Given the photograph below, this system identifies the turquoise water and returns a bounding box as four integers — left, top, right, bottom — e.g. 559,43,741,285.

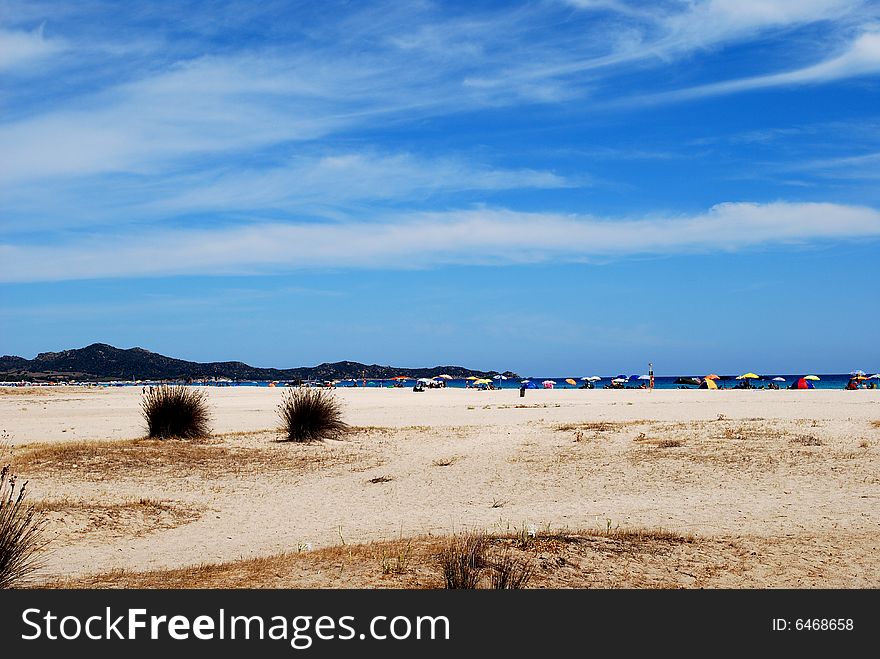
341,373,873,390
178,373,874,390
14,372,869,390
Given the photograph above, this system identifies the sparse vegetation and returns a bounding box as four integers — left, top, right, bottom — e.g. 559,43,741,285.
380,541,412,575
368,475,393,484
141,385,211,439
432,457,456,467
0,464,47,588
438,531,487,589
7,437,354,481
277,387,348,442
791,435,822,447
489,549,533,589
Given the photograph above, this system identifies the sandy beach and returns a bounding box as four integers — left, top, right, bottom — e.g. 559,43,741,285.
2,385,878,588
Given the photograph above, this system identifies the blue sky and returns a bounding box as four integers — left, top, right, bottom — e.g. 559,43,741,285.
1,0,879,375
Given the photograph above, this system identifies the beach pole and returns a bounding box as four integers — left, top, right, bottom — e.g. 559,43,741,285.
649,362,654,392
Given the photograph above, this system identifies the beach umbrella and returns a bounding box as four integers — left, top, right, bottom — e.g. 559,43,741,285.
436,374,453,379
772,377,786,382
869,374,880,379
698,378,718,389
391,375,410,381
466,376,479,380
737,373,761,380
615,374,627,380
587,376,602,381
791,378,814,390
612,378,626,384
704,374,720,380
523,380,538,389
850,370,866,376
474,378,492,384
637,375,650,380
493,374,508,380
542,380,555,388
674,377,701,386
803,375,820,381
580,377,590,381
565,378,577,386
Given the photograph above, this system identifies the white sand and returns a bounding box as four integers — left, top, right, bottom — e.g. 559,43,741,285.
2,386,879,581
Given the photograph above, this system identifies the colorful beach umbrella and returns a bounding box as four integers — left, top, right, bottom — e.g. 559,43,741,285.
803,375,820,381
791,378,814,389
704,374,720,380
699,378,718,389
737,373,761,380
392,375,410,380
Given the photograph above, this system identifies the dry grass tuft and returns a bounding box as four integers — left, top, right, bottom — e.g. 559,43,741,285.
277,388,348,442
142,385,211,439
438,531,487,589
488,548,533,589
432,457,457,467
1,464,47,588
368,475,393,484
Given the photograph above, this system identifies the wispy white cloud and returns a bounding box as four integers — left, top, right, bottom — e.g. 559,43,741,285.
3,201,877,282
0,25,64,71
0,152,577,233
633,29,880,104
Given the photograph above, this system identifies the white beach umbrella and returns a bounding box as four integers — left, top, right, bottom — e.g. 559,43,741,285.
587,376,602,381
772,377,786,381
637,375,650,380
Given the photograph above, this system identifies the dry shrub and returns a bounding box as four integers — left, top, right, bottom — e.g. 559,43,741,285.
0,464,47,588
489,549,533,589
791,435,822,447
278,388,348,442
438,532,487,589
141,385,210,439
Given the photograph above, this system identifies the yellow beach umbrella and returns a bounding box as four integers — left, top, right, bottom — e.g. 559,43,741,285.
699,378,718,389
466,376,479,380
803,375,820,381
565,378,577,385
737,372,760,380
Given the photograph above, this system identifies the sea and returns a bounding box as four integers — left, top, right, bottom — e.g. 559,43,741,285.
50,372,873,390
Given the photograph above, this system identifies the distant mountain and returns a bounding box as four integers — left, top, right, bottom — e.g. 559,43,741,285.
0,343,518,382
